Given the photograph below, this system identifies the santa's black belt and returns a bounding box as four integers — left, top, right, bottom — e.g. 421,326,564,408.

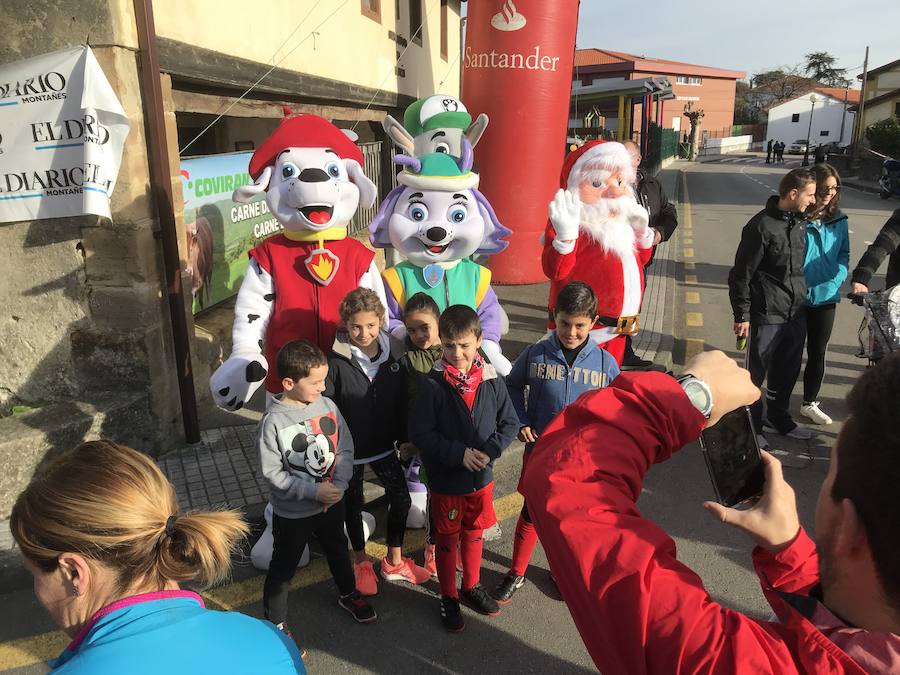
597,314,640,336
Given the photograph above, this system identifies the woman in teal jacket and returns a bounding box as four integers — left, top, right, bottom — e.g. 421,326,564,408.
10,440,305,674
800,163,849,425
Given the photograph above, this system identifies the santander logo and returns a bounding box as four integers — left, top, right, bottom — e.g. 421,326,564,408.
491,0,526,31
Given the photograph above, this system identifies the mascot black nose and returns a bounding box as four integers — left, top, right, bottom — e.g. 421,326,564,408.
299,168,330,182
426,226,447,242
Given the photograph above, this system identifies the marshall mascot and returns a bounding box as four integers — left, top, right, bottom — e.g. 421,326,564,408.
542,140,654,364
210,114,387,411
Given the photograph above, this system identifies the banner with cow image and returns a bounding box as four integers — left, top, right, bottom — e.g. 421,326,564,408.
179,151,284,314
0,46,129,223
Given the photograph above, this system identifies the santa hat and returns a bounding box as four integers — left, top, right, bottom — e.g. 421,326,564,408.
248,114,364,181
559,140,633,191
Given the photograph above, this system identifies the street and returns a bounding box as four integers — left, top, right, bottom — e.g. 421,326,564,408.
0,160,896,674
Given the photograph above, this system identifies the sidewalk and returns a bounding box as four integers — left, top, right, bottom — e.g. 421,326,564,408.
0,165,681,569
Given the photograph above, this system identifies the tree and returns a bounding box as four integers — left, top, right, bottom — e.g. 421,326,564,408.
804,51,851,88
733,81,759,125
751,70,787,88
865,118,900,160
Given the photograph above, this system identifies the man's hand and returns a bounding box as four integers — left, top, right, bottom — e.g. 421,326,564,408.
462,447,489,472
852,282,869,295
398,442,419,462
316,482,343,510
703,452,801,554
518,426,538,443
682,350,759,428
653,228,663,246
548,189,581,242
733,321,750,338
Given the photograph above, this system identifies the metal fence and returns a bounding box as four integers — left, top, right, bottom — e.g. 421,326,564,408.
349,141,397,236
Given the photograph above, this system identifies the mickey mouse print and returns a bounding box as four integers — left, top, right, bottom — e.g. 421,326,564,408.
276,412,339,482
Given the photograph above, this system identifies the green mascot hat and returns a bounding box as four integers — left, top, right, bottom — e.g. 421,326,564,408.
403,95,472,138
395,151,480,191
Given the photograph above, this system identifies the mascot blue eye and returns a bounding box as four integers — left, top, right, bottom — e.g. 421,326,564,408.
448,206,467,223
282,162,299,179
326,162,341,178
409,204,428,222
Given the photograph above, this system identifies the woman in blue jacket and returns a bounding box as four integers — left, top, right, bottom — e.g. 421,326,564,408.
10,440,305,674
800,163,850,425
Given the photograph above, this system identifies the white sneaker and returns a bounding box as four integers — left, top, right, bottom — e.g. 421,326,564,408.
800,401,832,425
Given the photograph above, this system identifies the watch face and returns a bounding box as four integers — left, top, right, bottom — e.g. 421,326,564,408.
683,380,712,415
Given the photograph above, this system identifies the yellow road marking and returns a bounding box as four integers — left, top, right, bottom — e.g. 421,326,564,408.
685,292,700,304
686,312,704,327
683,247,694,258
682,237,693,245
685,338,705,361
685,275,698,284
0,492,526,669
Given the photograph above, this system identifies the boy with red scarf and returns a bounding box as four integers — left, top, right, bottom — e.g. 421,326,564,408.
409,305,519,632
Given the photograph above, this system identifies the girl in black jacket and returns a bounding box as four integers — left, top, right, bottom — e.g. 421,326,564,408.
326,289,430,596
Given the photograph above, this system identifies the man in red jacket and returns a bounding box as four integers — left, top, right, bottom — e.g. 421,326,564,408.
522,350,900,674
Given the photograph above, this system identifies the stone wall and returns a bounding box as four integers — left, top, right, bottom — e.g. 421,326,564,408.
0,0,186,517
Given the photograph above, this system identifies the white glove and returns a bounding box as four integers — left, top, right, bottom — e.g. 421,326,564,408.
548,189,581,243
481,339,511,376
210,350,269,411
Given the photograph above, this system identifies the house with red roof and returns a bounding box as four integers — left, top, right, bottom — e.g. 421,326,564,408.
572,48,745,141
764,87,860,149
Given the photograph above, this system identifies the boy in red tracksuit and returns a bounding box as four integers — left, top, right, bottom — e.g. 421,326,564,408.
409,305,519,632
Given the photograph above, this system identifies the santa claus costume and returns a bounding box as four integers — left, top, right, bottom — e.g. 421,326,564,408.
542,141,654,365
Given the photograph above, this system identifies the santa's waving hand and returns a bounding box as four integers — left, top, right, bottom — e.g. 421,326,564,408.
542,141,654,365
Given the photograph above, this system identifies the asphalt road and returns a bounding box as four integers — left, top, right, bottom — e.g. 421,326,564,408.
1,161,896,674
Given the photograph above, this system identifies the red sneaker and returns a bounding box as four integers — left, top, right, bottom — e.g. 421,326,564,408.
381,556,431,584
354,560,378,596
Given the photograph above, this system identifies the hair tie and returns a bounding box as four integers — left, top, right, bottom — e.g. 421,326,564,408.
165,515,177,537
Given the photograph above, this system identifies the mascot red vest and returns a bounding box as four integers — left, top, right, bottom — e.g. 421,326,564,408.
542,141,654,364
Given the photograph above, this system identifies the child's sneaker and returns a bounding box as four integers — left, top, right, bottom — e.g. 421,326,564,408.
491,572,526,604
354,560,378,596
423,544,438,579
460,583,501,616
800,401,833,425
381,556,431,584
274,622,306,660
440,596,465,632
338,591,377,623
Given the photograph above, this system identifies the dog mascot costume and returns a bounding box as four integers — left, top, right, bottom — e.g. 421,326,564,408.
368,144,512,374
542,140,654,364
210,114,386,411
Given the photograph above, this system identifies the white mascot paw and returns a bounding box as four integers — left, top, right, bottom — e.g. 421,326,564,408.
481,339,511,376
210,351,269,411
548,188,581,242
251,503,310,571
407,491,428,529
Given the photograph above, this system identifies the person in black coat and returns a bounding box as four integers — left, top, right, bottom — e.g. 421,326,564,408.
766,139,773,164
621,141,679,369
728,169,818,445
851,207,900,293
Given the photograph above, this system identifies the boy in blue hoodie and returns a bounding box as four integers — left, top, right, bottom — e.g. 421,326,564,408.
492,281,620,604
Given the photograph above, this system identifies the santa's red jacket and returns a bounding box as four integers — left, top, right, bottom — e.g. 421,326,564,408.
521,372,900,674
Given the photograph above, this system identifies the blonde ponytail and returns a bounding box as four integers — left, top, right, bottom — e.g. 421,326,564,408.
10,440,250,594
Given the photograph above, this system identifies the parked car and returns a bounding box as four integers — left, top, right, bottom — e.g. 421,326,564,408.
788,139,811,154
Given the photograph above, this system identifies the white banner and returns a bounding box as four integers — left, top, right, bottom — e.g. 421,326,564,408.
0,46,130,223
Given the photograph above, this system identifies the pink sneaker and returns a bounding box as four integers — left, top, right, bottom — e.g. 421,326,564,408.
354,560,378,596
423,544,437,579
381,556,431,584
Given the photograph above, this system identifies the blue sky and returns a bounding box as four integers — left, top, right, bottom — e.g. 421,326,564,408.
576,0,899,83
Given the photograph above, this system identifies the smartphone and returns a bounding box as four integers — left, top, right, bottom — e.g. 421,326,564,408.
699,406,764,507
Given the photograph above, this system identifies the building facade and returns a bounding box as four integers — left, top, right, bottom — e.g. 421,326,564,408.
850,58,900,134
765,88,859,148
0,0,461,518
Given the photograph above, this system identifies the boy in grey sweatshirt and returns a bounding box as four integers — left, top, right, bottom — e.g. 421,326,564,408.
259,339,377,645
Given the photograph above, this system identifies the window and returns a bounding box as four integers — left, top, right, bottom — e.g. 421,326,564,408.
676,76,688,85
820,130,830,136
361,0,380,23
677,76,702,85
440,0,448,60
791,113,800,123
409,0,423,45
689,76,703,85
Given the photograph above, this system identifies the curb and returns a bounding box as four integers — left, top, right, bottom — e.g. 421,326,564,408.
842,178,882,196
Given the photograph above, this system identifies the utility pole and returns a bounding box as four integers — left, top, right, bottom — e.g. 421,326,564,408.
838,87,848,145
851,46,869,171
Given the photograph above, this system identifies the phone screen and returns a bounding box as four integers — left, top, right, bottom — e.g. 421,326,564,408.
700,407,764,507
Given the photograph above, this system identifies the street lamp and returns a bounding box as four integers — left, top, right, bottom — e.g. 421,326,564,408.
802,94,818,166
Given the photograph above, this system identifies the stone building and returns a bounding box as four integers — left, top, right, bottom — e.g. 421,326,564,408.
0,0,462,517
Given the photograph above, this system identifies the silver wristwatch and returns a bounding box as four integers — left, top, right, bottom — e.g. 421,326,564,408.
676,375,713,418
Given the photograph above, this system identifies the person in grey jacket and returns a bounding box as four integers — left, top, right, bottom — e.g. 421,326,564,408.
728,169,818,446
258,339,376,647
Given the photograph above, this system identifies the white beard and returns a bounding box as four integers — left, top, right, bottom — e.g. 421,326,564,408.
579,196,644,258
